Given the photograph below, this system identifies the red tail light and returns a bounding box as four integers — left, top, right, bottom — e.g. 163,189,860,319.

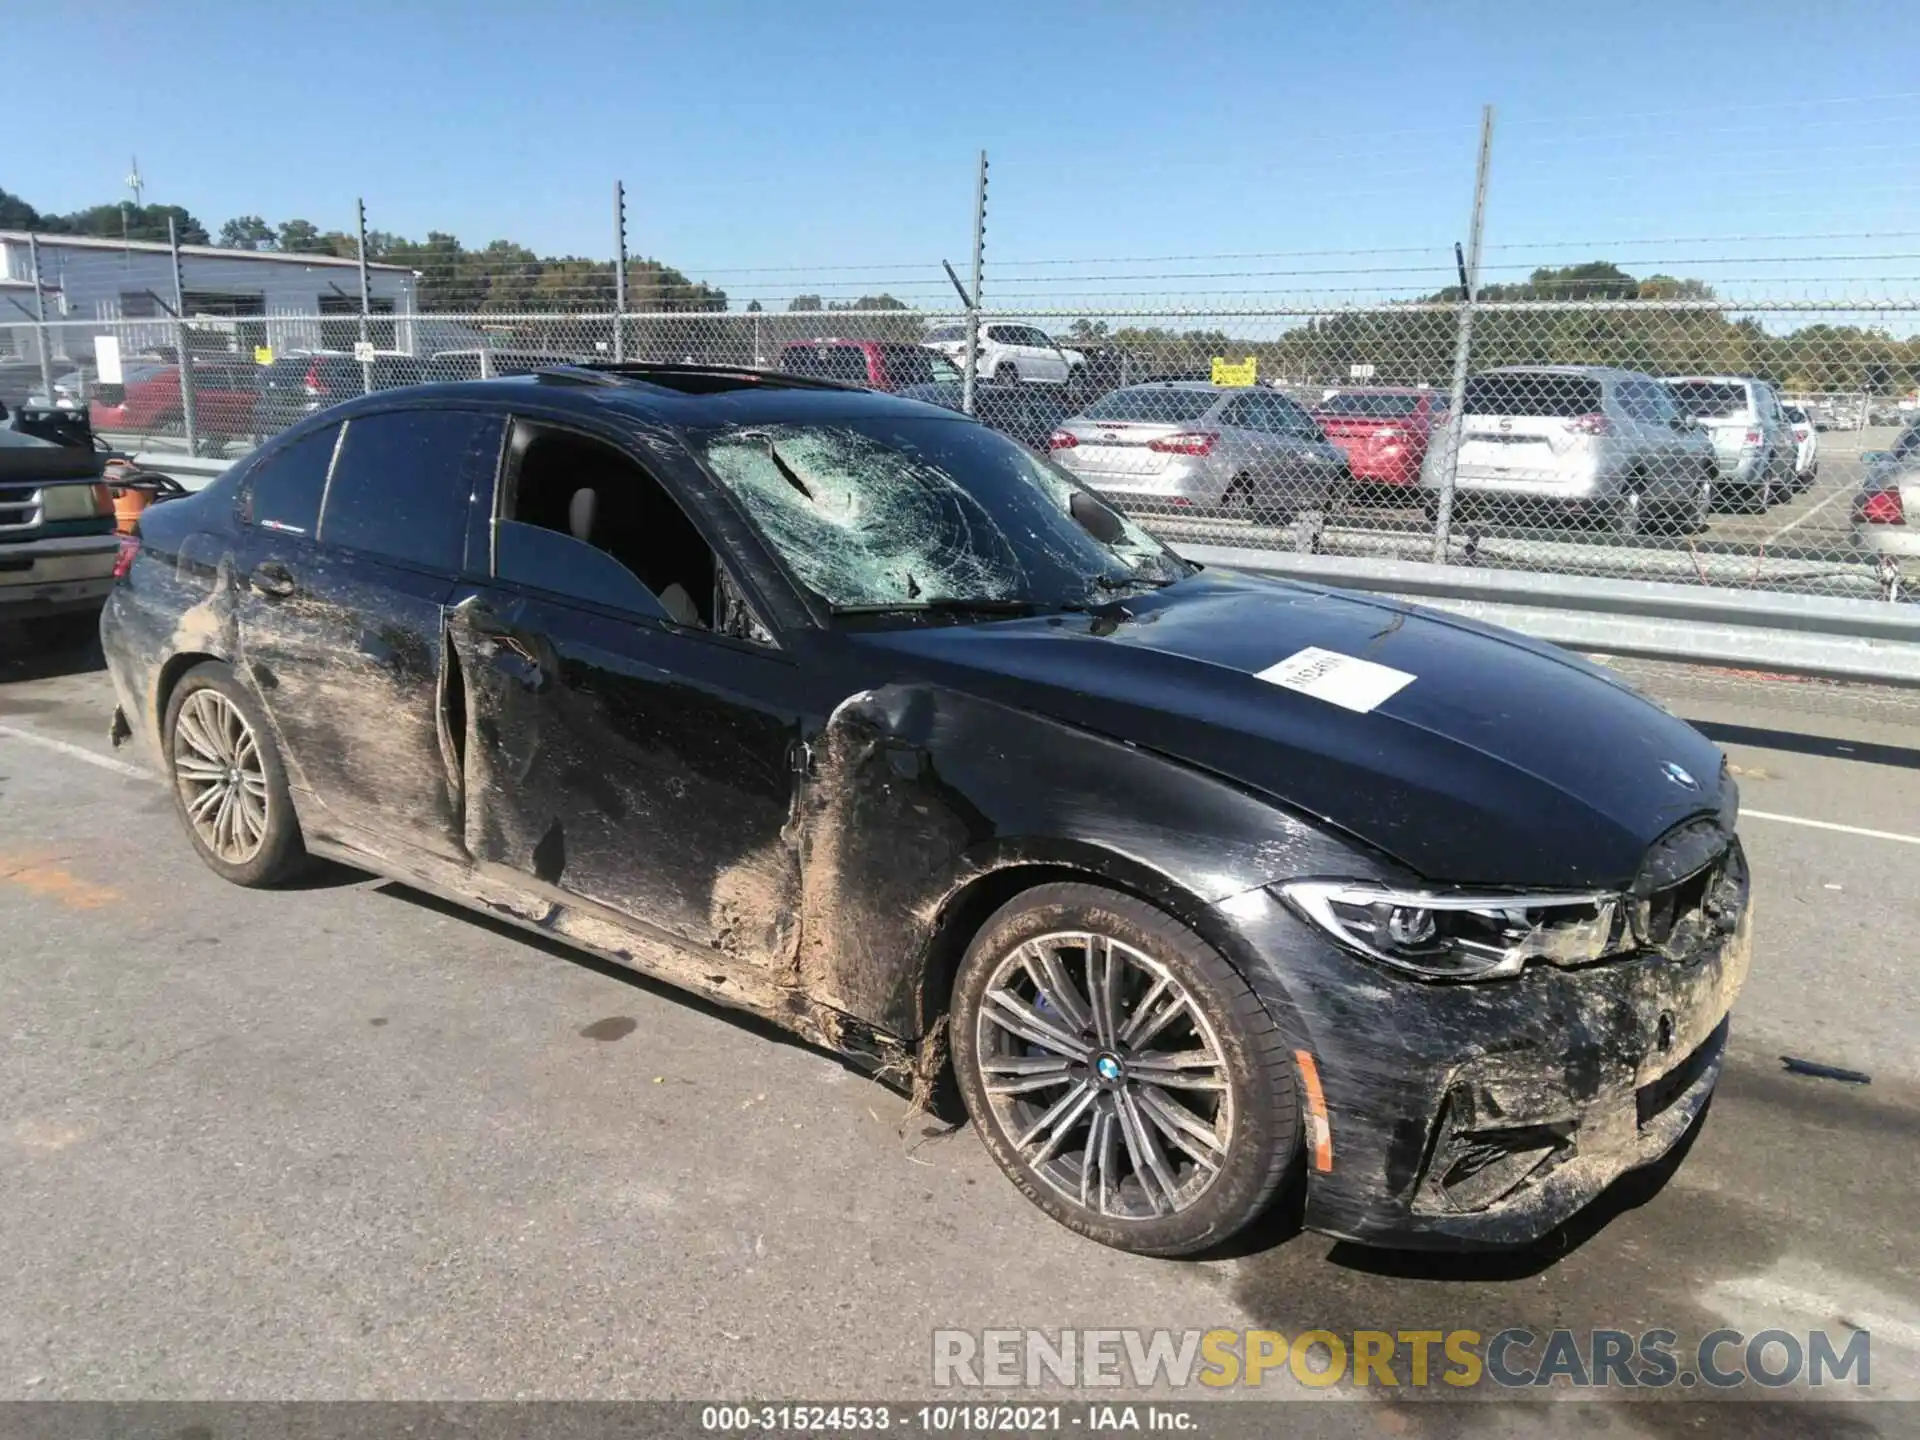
304,362,325,396
112,534,140,578
1047,430,1078,450
1564,414,1611,436
1743,430,1763,447
1861,489,1906,525
1148,431,1219,456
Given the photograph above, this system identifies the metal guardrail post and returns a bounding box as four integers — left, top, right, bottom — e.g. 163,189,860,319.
961,149,987,417
1432,105,1495,565
613,180,628,364
167,219,200,457
26,233,55,407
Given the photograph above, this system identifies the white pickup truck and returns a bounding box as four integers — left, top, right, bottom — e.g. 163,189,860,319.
0,409,120,645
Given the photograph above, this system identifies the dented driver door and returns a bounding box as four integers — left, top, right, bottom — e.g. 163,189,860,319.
448,573,814,966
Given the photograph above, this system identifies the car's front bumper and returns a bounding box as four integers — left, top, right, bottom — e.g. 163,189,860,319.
0,533,119,619
1213,851,1752,1249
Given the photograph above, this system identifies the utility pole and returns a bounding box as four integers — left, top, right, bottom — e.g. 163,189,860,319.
356,198,374,393
167,218,199,457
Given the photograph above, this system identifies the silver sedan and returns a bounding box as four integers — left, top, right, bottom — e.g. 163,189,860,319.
1046,382,1350,521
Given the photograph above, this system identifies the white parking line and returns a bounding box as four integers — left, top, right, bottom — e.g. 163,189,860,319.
0,723,156,783
1743,809,1920,846
1763,475,1856,545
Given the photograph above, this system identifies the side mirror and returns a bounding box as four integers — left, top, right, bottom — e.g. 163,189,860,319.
1069,489,1127,544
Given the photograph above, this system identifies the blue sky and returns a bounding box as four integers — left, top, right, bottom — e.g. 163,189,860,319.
9,0,1919,309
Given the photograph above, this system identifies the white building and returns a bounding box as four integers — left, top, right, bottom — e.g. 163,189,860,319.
0,231,418,366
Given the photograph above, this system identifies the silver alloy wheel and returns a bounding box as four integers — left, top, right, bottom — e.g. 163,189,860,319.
975,930,1235,1220
172,689,270,865
1612,488,1642,537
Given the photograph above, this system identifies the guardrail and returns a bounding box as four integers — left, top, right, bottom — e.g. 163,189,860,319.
1178,545,1920,688
132,452,1920,688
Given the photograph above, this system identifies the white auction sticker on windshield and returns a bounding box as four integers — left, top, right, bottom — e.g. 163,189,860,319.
1255,646,1414,713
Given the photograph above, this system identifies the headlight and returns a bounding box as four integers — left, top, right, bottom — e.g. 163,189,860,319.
1277,880,1633,981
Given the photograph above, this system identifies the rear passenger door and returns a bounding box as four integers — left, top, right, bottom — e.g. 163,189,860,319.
234,406,504,860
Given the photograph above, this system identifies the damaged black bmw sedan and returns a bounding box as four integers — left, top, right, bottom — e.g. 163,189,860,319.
100,364,1751,1257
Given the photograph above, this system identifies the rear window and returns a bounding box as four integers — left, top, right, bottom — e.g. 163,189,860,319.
780,345,872,384
1318,392,1423,418
1081,387,1218,424
1666,381,1751,420
877,346,938,386
1464,373,1604,418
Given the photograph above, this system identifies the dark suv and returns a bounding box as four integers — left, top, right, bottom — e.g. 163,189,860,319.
777,339,956,391
100,363,1750,1258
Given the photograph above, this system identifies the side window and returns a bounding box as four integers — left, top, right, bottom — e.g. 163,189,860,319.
242,424,340,537
1263,393,1319,435
986,325,1016,345
494,423,761,639
319,409,502,572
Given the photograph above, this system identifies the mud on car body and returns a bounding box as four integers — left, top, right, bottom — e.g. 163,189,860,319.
100,363,1751,1257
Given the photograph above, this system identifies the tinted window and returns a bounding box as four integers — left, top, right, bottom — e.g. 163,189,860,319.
244,424,339,537
781,346,871,383
1666,381,1751,420
1465,373,1604,418
1895,422,1920,460
877,346,938,386
1081,387,1219,424
319,409,502,571
1318,392,1423,418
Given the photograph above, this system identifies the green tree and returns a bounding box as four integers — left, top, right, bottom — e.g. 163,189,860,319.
218,215,275,250
276,218,327,253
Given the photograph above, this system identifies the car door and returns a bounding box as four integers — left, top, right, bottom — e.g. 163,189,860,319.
445,416,813,964
1019,326,1068,383
233,407,502,861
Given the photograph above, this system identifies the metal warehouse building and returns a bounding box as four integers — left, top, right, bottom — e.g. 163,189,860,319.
0,232,418,365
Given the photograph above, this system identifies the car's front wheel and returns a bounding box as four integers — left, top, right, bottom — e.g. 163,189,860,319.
951,882,1299,1257
163,661,308,887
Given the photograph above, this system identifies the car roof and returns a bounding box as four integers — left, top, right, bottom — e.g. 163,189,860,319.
1481,365,1645,379
1664,374,1763,385
316,364,964,430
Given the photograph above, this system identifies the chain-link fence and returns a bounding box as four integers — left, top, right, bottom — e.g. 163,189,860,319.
7,105,1918,607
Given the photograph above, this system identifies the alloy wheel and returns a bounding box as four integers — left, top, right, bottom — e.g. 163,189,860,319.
974,930,1235,1220
172,689,270,865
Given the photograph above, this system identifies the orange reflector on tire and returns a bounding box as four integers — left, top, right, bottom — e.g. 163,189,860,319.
1294,1049,1333,1173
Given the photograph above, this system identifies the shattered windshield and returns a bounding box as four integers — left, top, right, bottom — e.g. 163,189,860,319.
694,415,1191,613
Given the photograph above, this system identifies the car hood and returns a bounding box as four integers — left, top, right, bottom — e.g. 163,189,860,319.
852,572,1729,889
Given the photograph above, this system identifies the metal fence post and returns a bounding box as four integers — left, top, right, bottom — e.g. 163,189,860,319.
167,219,199,457
1431,105,1495,565
962,149,988,416
356,198,374,394
26,233,55,408
614,180,628,364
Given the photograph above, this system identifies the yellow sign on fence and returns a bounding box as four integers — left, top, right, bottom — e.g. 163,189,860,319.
253,346,274,366
1211,356,1258,387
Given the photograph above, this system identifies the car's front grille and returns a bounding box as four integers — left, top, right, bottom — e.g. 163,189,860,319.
0,482,45,535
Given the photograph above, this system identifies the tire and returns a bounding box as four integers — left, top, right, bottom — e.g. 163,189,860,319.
950,882,1300,1257
1217,475,1259,522
1607,482,1644,538
162,660,309,887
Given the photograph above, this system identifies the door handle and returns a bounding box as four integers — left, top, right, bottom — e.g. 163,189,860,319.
249,563,295,599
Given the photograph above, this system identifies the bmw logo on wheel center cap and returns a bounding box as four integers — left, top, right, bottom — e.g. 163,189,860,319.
1095,1054,1123,1082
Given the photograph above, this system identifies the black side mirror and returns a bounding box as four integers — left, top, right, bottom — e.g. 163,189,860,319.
1069,489,1126,544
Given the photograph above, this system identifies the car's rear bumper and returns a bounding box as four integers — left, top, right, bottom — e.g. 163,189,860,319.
1215,850,1751,1250
0,533,119,618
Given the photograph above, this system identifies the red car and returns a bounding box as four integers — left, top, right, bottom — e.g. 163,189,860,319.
1313,387,1441,490
90,361,261,440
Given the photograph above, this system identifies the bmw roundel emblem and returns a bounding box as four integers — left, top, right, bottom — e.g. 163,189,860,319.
1662,761,1699,791
1095,1055,1123,1081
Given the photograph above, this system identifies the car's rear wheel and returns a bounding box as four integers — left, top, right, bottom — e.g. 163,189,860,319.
163,661,308,887
1607,481,1644,538
950,882,1299,1257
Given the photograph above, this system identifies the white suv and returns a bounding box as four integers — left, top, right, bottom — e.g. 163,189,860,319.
1662,375,1796,511
923,323,1084,385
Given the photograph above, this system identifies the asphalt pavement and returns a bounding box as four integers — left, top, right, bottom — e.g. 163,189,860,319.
1,632,1917,1436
